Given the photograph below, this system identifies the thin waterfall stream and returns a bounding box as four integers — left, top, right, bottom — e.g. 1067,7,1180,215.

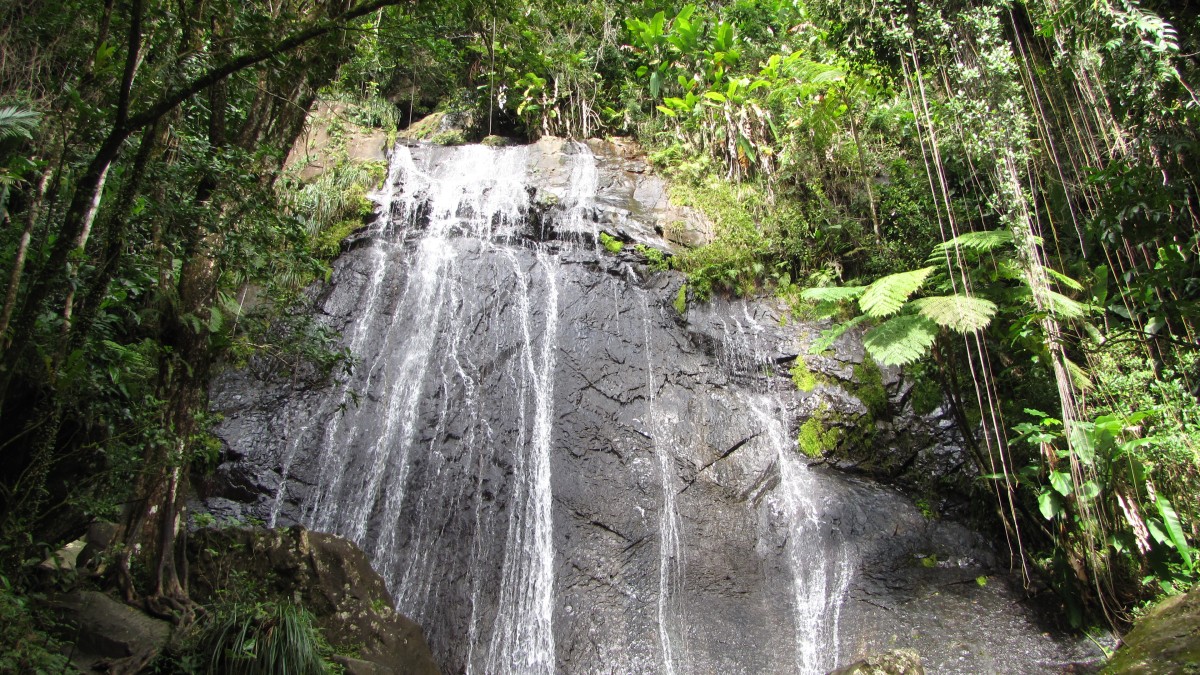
208,138,1103,674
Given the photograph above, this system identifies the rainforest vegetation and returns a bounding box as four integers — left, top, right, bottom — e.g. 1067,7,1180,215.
0,0,1198,668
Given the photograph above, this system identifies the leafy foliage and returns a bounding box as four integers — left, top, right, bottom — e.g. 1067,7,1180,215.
199,603,330,675
859,267,935,318
909,295,998,333
862,314,940,366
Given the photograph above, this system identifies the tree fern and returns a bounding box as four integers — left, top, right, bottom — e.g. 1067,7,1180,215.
863,314,939,366
800,285,866,303
858,266,934,317
909,294,997,333
1045,289,1087,319
1045,267,1083,291
926,229,1012,264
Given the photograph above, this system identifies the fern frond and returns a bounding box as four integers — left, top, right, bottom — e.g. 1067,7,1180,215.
909,294,998,333
0,106,40,141
1046,290,1086,319
1046,267,1084,291
1065,357,1094,392
863,314,939,366
933,229,1014,255
808,314,869,354
859,266,934,317
800,285,866,303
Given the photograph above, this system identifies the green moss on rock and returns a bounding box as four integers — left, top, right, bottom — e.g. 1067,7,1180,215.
791,358,819,392
674,284,688,315
852,358,888,418
431,129,467,146
599,232,624,253
798,410,842,458
1104,588,1200,674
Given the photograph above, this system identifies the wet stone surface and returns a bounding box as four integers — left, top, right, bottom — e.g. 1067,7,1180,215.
202,140,1101,674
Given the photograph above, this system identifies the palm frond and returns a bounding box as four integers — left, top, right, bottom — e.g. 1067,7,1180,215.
0,106,40,141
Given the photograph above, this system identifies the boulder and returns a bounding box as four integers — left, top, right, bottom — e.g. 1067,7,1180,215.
1104,588,1200,673
45,590,171,674
287,101,390,181
188,526,440,675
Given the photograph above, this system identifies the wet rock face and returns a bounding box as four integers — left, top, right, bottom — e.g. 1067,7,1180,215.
203,140,1099,674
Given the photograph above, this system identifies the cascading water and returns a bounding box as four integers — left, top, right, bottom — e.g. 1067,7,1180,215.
750,397,852,674
641,294,686,675
210,137,1096,675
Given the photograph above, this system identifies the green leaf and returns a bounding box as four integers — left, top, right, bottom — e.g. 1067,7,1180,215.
1156,496,1194,571
656,105,677,117
0,106,40,141
1038,490,1064,520
808,314,869,354
208,306,224,333
909,294,998,333
1065,357,1094,392
1046,290,1086,319
1078,480,1101,501
1049,470,1072,496
1145,315,1167,335
1046,267,1084,291
1069,423,1096,466
859,267,935,317
800,285,866,303
933,229,1014,255
863,314,939,366
703,91,727,102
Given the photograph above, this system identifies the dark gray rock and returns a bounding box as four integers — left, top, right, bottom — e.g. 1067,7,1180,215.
829,649,924,675
46,590,171,674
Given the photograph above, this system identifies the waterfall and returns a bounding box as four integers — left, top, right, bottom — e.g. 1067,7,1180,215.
751,397,853,675
641,294,686,675
234,140,861,674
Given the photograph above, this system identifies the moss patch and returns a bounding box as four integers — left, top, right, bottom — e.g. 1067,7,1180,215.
399,111,446,140
674,283,688,315
790,358,819,392
599,231,624,253
798,407,843,458
852,358,888,418
431,129,467,146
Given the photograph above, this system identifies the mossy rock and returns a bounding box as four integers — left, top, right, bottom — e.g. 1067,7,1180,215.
482,135,515,147
431,129,467,146
398,111,446,140
798,407,843,458
1104,588,1200,674
790,358,820,392
852,358,888,418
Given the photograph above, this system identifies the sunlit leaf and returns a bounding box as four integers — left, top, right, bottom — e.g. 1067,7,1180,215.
863,314,939,366
859,267,935,317
909,294,997,333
